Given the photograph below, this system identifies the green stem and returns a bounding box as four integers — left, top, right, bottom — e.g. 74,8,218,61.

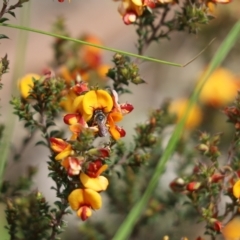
0,3,31,188
0,23,183,66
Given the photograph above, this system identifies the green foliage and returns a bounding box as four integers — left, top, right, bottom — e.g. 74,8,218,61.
107,54,145,95
5,191,52,240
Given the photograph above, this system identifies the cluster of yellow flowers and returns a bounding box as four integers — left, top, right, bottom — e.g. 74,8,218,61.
50,137,110,220
49,84,133,220
18,71,134,220
57,87,132,221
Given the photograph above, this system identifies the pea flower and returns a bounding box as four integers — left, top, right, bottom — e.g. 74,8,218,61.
73,89,113,121
118,0,145,22
68,188,102,221
85,159,109,178
61,156,84,176
49,138,73,160
80,172,109,192
70,88,133,139
107,90,133,139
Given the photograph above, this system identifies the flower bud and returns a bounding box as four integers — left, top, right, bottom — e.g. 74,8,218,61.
186,182,201,191
170,177,185,192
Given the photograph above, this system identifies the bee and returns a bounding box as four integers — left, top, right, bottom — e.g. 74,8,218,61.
93,109,108,137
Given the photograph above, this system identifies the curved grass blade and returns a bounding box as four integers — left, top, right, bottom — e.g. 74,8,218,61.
112,19,240,240
0,23,207,67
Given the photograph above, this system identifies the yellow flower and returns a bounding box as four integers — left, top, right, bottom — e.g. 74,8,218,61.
73,90,113,121
18,73,40,99
80,172,109,192
107,111,124,140
60,89,77,113
222,215,240,240
233,179,240,199
169,98,203,129
68,188,102,221
199,68,238,107
80,35,102,69
118,0,144,17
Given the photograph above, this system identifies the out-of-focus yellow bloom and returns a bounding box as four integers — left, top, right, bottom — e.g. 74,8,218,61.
80,172,109,192
207,2,215,13
222,215,240,240
60,90,77,113
169,98,203,129
18,73,40,99
199,68,239,107
97,64,111,79
73,90,113,121
233,179,240,199
68,188,102,221
210,0,232,3
79,35,102,69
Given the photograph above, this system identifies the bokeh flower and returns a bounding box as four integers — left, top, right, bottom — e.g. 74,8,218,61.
18,73,40,99
233,179,240,199
169,98,203,129
222,215,240,240
79,35,103,69
199,68,239,107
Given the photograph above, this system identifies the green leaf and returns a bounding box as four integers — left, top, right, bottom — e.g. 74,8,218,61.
112,19,240,240
35,140,48,147
7,11,16,18
0,34,9,39
0,18,9,23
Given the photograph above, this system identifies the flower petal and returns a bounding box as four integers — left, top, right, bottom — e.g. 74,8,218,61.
82,90,113,116
83,189,102,209
55,145,72,160
233,179,240,198
77,206,92,221
50,138,69,153
68,189,84,211
80,172,109,192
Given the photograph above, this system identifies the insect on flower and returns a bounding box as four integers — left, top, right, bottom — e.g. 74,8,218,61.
93,109,108,137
